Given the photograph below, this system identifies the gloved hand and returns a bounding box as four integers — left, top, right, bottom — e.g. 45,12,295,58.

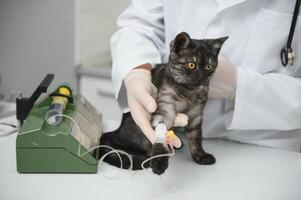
124,65,188,148
208,54,237,100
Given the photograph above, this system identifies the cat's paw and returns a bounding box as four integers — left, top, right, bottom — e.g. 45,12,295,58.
150,143,170,175
192,152,216,165
151,157,168,175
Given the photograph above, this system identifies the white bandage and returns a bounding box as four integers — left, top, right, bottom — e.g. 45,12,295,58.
154,123,167,143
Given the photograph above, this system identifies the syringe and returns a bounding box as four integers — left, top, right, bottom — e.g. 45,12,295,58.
45,85,72,125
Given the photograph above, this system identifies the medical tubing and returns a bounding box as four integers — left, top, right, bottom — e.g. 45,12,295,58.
19,113,185,200
141,145,175,170
46,114,134,170
20,112,177,172
287,0,301,48
47,114,177,171
21,112,177,173
98,147,132,170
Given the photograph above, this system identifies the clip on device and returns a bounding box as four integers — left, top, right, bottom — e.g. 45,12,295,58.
16,74,102,173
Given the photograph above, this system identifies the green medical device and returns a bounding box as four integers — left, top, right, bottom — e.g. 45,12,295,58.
16,74,102,173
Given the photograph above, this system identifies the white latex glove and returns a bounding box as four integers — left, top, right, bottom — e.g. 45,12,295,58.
209,54,237,100
124,68,188,148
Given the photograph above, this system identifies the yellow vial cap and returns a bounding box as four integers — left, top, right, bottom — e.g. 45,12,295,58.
58,87,71,96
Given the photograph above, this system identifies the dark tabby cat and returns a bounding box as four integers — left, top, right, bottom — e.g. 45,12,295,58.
99,32,228,175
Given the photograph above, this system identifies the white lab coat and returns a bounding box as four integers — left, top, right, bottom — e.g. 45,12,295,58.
111,0,301,151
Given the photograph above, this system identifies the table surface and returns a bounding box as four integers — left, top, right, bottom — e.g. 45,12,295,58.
1,130,301,200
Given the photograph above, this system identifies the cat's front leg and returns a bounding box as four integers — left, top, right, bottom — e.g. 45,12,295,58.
186,117,215,165
151,85,179,129
151,102,176,130
150,90,177,175
150,103,175,175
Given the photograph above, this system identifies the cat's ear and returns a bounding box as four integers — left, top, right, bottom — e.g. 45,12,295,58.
206,36,228,56
170,32,192,53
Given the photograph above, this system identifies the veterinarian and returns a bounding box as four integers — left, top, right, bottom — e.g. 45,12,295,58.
110,0,301,152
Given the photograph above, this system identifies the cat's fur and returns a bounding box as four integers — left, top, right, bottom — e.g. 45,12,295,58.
99,32,228,175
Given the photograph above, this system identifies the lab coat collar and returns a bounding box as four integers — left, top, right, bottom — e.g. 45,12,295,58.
216,0,249,11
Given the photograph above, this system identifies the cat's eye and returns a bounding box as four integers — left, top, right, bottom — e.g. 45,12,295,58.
187,62,196,69
205,64,213,72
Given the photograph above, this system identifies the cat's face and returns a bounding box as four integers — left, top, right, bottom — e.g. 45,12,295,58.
167,32,228,86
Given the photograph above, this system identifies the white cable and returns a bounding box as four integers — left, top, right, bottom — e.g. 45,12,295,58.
18,128,41,136
62,112,176,172
46,114,133,171
23,112,185,199
22,113,177,174
141,145,175,170
139,145,188,200
97,145,134,170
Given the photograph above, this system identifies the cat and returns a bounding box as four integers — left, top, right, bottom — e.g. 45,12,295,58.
99,32,228,175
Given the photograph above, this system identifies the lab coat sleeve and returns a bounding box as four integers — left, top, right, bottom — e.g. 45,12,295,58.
110,0,165,111
225,66,301,130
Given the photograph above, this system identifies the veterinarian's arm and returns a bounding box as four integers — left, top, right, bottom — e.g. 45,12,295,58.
110,0,186,147
212,55,301,130
110,0,163,142
226,67,301,130
110,0,165,110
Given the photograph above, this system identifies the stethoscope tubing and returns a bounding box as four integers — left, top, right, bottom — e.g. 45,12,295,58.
287,0,301,49
281,0,301,66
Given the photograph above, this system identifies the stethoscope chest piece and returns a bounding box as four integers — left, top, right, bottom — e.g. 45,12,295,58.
281,47,296,67
280,0,300,67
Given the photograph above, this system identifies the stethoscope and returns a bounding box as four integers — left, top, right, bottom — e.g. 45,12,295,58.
281,0,301,66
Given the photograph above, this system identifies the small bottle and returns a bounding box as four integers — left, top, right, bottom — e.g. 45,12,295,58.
45,85,72,125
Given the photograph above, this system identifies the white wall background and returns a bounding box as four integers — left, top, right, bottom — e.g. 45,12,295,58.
79,0,130,67
0,0,77,100
0,0,129,101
